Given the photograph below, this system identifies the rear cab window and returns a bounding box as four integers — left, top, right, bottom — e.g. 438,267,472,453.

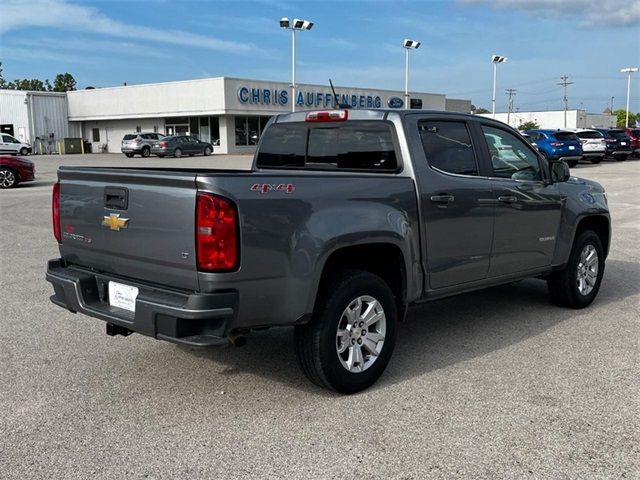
418,120,478,176
256,121,399,172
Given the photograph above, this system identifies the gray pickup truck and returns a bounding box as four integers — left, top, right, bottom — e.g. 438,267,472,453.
46,109,610,393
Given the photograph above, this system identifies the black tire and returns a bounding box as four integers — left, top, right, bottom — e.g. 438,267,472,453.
567,159,579,168
547,230,605,309
141,147,151,158
19,147,28,156
124,153,134,158
174,148,182,158
204,146,212,156
615,154,628,161
157,155,165,158
591,156,603,164
0,167,18,188
295,270,397,394
189,154,194,157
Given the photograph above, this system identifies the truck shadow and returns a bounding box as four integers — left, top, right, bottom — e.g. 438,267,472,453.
184,258,639,395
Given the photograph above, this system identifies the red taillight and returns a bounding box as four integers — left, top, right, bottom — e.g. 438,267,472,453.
605,138,615,143
196,193,238,271
549,142,563,147
160,141,168,148
305,110,349,122
52,182,61,243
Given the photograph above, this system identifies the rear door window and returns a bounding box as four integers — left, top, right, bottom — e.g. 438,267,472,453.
256,121,398,171
418,121,478,176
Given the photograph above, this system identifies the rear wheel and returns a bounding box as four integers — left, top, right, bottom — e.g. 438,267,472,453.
141,146,151,158
19,147,28,156
174,148,182,158
567,159,579,168
124,153,134,158
0,168,18,188
590,156,603,164
295,270,397,394
548,230,604,309
204,146,212,156
615,154,628,161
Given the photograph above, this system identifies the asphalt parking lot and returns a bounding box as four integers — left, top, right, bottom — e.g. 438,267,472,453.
1,153,638,479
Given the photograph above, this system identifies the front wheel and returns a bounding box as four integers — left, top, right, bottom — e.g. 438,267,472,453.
295,270,397,394
174,148,182,158
567,159,579,168
204,146,212,156
141,147,151,158
548,230,605,309
0,168,18,188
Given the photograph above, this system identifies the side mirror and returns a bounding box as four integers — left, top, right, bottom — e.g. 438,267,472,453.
551,160,571,183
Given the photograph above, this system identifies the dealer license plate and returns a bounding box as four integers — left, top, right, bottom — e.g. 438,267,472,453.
108,281,139,312
569,145,575,150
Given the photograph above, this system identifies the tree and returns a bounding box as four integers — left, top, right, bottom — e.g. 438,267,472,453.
613,109,638,128
53,73,76,92
7,78,49,91
475,107,491,114
518,120,540,130
0,62,6,89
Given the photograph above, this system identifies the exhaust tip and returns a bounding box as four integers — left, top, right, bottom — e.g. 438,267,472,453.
228,331,246,347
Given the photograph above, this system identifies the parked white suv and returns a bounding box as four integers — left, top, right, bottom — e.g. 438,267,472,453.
0,134,32,156
121,132,165,158
575,129,606,164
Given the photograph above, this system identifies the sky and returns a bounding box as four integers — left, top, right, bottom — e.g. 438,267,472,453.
1,0,639,113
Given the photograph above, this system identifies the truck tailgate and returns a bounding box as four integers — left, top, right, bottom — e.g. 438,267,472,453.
57,167,199,291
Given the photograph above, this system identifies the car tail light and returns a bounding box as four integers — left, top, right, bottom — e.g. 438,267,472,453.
605,138,615,143
52,182,61,243
549,142,563,147
305,110,349,122
160,141,168,148
195,192,238,271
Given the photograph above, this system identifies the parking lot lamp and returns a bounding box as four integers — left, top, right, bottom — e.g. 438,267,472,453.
491,55,507,119
280,17,314,112
620,67,638,127
403,39,421,110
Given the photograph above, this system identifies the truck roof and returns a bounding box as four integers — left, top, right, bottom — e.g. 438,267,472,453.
272,108,480,124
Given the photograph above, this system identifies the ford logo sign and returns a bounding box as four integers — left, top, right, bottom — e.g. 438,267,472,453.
387,97,404,108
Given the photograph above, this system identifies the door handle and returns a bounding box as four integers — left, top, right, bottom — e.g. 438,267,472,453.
430,194,455,204
497,195,518,204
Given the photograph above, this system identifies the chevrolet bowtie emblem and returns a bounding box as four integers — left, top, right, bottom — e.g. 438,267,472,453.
102,213,129,231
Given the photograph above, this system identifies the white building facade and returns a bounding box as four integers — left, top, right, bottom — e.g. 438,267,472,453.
479,110,616,130
67,77,471,154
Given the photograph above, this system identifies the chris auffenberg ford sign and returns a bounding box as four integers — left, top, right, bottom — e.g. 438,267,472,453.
237,86,385,109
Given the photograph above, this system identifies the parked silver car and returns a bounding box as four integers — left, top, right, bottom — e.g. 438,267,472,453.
121,133,165,158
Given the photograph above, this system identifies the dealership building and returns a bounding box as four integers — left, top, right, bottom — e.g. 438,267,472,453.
1,77,471,154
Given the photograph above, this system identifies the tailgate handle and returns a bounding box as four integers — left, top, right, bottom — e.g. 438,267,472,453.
104,187,128,210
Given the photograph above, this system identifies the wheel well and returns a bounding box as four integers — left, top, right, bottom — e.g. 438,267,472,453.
576,215,610,257
317,243,406,318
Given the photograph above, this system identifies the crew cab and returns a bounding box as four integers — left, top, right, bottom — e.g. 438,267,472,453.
46,110,611,393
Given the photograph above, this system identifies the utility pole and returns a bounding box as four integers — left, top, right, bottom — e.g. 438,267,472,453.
505,88,517,126
610,96,614,112
557,75,574,128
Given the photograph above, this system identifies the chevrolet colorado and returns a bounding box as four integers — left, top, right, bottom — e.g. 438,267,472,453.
46,109,611,393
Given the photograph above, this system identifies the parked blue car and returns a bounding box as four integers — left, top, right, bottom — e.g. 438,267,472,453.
524,129,583,167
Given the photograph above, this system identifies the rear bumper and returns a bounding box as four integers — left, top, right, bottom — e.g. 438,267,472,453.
581,150,605,157
121,147,142,154
46,259,238,347
150,148,170,155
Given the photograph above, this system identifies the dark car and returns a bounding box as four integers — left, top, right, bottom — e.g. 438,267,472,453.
596,128,632,160
0,155,35,189
624,128,640,157
524,129,582,167
151,135,213,158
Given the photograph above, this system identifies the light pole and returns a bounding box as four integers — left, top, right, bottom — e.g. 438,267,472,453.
280,17,313,112
491,55,507,119
403,39,421,110
620,67,638,127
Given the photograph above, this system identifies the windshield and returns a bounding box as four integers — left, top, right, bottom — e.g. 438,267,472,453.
553,132,580,142
576,131,603,139
608,130,628,139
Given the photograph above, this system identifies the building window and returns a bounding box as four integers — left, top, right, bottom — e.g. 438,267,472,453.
136,125,141,133
235,116,272,146
189,117,199,137
210,117,220,146
153,125,159,133
92,128,100,142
